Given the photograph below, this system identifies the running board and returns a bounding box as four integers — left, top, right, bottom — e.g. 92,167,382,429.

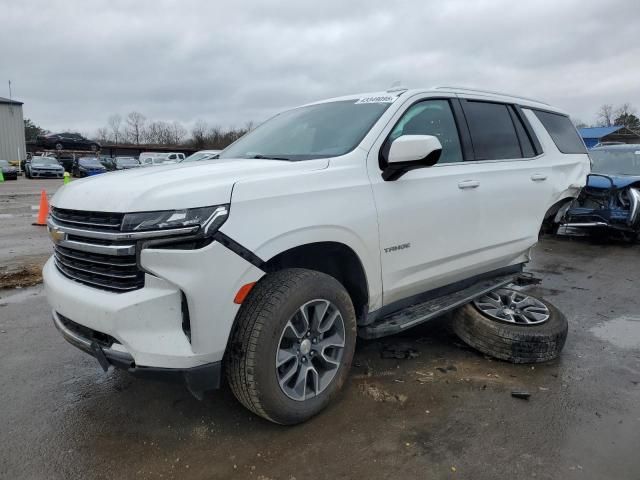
359,273,517,339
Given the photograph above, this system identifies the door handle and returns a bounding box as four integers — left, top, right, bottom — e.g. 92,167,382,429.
531,174,547,182
458,180,480,189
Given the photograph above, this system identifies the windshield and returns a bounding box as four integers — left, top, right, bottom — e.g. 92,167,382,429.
79,158,102,166
218,100,392,161
116,157,138,166
183,152,218,162
0,160,9,167
590,148,640,176
32,158,59,166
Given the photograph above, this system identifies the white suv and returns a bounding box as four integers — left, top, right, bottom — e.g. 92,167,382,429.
44,87,590,424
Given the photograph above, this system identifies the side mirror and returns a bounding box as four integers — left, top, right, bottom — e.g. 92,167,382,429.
382,135,442,181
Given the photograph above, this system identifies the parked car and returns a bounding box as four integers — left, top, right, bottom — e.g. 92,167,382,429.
72,157,108,177
37,133,101,152
113,157,141,170
139,153,180,167
44,87,589,424
138,152,185,163
181,150,221,162
0,159,18,180
26,156,65,179
562,144,640,241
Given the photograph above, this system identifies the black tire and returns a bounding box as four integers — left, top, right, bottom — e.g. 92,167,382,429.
452,293,568,364
55,142,64,151
226,268,357,425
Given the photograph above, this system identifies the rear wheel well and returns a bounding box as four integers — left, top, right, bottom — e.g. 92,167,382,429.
540,197,574,234
264,242,369,322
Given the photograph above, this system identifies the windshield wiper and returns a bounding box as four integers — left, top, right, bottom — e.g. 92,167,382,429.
248,154,292,161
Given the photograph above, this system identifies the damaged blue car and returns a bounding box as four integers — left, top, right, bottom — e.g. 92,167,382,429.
562,144,640,242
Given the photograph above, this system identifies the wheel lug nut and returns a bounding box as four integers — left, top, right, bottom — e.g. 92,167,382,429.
301,356,307,362
306,332,311,337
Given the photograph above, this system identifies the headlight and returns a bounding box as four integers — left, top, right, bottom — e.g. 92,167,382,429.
121,205,229,235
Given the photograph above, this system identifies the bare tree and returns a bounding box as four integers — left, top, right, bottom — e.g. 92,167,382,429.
126,111,146,145
614,103,640,131
571,118,588,129
107,114,122,144
191,120,208,149
95,127,110,143
169,121,187,145
596,104,614,127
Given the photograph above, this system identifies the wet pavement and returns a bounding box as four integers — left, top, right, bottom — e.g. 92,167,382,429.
1,237,639,479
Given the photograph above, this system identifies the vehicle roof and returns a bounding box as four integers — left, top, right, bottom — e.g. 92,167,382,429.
304,86,566,115
196,150,221,154
591,143,640,151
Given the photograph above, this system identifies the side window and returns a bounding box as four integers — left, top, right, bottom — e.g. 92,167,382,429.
463,101,522,160
386,99,463,165
532,110,587,154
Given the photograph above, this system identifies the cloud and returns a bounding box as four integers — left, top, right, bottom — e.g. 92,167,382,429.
1,0,639,133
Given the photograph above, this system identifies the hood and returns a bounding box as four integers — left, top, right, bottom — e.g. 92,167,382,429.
51,158,329,212
588,174,640,189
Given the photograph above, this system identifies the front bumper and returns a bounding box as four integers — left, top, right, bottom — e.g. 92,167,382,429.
53,311,222,392
43,240,264,370
31,170,63,178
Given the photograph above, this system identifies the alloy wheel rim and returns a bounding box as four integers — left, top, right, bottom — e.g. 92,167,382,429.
473,289,550,325
275,299,346,401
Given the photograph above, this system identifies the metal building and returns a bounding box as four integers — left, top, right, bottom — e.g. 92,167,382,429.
0,96,26,162
578,126,640,149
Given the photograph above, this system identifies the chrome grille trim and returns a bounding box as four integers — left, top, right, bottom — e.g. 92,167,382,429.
54,255,139,279
54,246,138,269
54,260,142,291
49,212,122,229
56,239,136,256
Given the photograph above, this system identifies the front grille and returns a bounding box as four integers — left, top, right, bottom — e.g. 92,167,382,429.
51,207,123,230
51,208,144,293
54,245,144,292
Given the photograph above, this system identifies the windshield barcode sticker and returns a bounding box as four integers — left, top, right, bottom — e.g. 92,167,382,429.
355,95,398,104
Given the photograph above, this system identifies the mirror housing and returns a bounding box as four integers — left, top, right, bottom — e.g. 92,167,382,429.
382,135,442,181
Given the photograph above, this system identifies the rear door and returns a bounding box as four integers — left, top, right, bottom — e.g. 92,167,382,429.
368,94,550,308
456,97,552,266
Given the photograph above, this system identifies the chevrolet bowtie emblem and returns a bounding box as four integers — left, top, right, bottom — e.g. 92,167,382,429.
48,227,66,244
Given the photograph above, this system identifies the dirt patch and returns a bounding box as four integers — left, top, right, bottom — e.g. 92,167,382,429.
0,256,47,289
358,382,408,404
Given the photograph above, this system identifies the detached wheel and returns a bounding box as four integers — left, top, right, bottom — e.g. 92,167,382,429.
452,289,568,364
226,268,356,425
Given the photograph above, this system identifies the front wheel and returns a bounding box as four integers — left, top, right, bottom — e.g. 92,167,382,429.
226,268,357,424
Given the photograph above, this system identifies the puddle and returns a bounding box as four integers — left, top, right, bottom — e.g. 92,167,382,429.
590,316,640,349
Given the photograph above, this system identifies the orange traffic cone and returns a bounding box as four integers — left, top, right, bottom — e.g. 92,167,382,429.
32,190,49,226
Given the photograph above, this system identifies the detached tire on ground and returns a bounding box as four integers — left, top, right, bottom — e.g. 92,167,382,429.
226,268,357,425
452,289,568,364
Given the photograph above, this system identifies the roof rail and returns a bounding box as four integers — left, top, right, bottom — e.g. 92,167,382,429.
432,86,549,106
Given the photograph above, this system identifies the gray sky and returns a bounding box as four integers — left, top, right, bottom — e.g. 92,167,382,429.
2,0,639,135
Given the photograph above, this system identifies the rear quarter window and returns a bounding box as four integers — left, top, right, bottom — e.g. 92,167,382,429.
533,110,587,154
